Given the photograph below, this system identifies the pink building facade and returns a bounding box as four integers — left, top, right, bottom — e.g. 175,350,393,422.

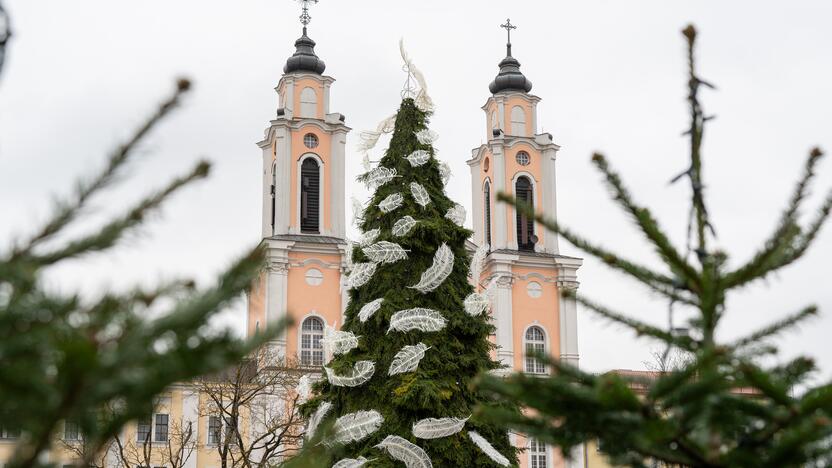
247,21,584,468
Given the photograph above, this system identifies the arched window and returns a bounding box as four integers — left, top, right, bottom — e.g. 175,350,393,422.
300,87,317,118
270,161,277,234
524,326,546,374
515,176,535,251
300,157,320,233
529,438,548,468
484,181,492,248
300,317,324,366
510,105,527,137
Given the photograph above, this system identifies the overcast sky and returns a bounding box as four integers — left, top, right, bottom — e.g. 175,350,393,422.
1,0,830,381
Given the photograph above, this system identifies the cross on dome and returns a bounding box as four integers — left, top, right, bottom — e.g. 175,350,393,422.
297,0,318,28
489,17,532,94
500,18,517,52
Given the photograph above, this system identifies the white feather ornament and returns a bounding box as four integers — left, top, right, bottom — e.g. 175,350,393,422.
324,361,376,387
332,410,384,445
464,292,491,317
470,243,489,281
406,150,431,167
412,416,469,439
410,243,454,293
445,204,466,226
358,228,380,247
379,193,404,213
348,262,377,289
363,241,408,264
468,431,510,467
357,114,396,153
332,457,370,468
351,197,365,226
399,39,435,113
415,128,438,145
439,161,451,185
376,435,433,468
410,182,431,208
323,322,360,356
361,154,371,172
358,298,384,322
344,243,354,270
388,343,429,375
296,374,312,404
387,308,446,334
363,166,398,190
392,216,417,237
306,401,333,440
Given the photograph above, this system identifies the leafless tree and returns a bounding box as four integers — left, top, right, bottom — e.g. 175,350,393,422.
196,346,306,468
60,411,195,468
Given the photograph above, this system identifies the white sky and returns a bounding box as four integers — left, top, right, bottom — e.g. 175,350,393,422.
1,0,830,382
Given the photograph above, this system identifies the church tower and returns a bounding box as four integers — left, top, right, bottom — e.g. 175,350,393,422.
468,17,582,393
247,3,350,366
467,19,584,468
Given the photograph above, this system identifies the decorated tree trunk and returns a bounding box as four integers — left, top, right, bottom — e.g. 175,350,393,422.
301,98,520,467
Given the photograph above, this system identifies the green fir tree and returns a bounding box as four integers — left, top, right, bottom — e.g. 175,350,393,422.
476,25,832,468
297,98,521,467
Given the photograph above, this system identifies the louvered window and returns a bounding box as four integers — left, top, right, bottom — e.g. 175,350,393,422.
300,158,320,233
515,176,535,251
270,162,277,234
484,182,492,248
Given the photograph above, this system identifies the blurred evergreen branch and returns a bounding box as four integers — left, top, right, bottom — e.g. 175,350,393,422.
0,80,280,468
478,24,832,468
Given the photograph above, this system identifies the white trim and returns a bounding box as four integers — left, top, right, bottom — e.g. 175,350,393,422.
522,324,548,375
482,178,493,249
296,153,325,235
510,171,540,252
297,313,327,365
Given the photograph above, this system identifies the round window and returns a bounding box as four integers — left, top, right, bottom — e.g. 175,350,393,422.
516,151,530,166
305,268,323,286
483,157,490,172
527,281,542,298
304,133,319,149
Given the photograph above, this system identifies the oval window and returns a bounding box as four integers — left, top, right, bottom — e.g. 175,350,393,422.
527,281,542,298
304,133,319,149
305,268,324,286
484,157,490,172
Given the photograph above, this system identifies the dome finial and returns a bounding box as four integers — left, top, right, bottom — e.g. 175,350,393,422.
489,18,532,94
500,19,517,57
284,0,326,74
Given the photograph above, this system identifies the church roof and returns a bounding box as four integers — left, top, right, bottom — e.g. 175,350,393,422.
489,48,533,94
284,27,326,75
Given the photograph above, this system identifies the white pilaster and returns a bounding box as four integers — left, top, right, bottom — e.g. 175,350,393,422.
542,147,559,254
261,144,273,239
557,274,579,368
275,127,292,236
492,269,514,371
182,387,199,468
491,144,508,250
330,129,348,239
267,261,290,349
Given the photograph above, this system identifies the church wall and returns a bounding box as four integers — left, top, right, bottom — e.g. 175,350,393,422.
503,141,546,249
291,76,326,120
287,125,333,232
510,266,561,372
284,251,343,361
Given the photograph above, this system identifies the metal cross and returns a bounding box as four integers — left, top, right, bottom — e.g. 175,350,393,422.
297,0,319,27
500,18,517,45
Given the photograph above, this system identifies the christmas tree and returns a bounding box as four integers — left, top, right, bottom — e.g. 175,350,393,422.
476,25,832,468
296,84,520,466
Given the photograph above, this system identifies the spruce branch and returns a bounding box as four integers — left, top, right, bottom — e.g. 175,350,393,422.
564,289,697,351
731,305,818,350
725,148,826,288
497,192,697,305
10,79,192,259
590,152,701,287
31,160,210,266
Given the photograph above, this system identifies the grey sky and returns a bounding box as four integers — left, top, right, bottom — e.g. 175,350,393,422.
1,0,830,381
